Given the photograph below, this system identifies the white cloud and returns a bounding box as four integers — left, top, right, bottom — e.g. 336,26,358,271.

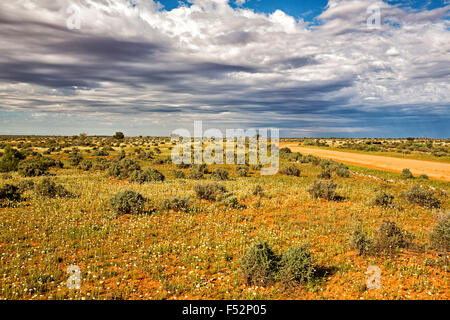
0,0,449,136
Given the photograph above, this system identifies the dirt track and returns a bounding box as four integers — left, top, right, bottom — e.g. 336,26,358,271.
282,143,450,182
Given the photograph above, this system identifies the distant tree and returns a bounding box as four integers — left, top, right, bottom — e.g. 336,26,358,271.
114,132,125,140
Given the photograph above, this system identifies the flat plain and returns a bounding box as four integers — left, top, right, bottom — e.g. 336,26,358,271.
0,136,448,300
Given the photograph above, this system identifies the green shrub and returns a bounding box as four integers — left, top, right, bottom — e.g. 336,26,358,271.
279,165,301,177
130,169,165,183
374,220,411,254
236,165,249,177
18,159,49,177
78,160,93,171
95,148,109,156
93,158,110,170
419,174,429,179
172,170,185,179
0,184,21,201
137,151,153,160
317,169,331,179
108,159,141,179
17,180,35,193
350,221,373,255
193,182,226,201
189,168,204,180
110,190,146,214
211,168,229,181
308,180,338,200
69,153,83,166
160,197,191,212
373,191,394,207
176,163,191,169
240,241,279,285
335,166,350,178
40,157,63,169
193,164,208,174
429,213,450,252
279,147,292,154
403,185,440,208
252,184,264,197
221,193,245,209
400,168,414,179
0,146,26,172
34,178,72,198
277,246,314,284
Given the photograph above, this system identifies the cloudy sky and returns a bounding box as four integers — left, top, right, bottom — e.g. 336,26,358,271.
0,0,449,137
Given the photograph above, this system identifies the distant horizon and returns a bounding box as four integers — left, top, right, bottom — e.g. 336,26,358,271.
0,134,448,140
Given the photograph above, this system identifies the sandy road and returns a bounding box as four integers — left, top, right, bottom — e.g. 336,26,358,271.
281,143,450,182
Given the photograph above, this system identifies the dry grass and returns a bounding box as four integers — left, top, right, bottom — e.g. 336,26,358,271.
0,136,448,300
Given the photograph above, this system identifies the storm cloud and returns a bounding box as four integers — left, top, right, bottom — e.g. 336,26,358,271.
0,0,449,137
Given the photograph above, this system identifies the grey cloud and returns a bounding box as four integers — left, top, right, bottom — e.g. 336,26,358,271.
0,0,448,137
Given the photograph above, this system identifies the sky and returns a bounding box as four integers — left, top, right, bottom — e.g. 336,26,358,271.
0,0,449,138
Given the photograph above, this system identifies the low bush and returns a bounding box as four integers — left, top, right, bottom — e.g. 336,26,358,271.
160,197,191,212
193,164,209,174
317,169,331,179
110,190,146,214
18,158,50,177
308,180,338,200
351,220,411,255
277,246,315,284
176,163,191,169
373,191,394,207
130,169,165,183
108,159,141,179
0,184,22,201
193,182,226,201
69,153,83,166
240,241,279,285
429,213,450,252
400,168,414,179
335,166,350,178
350,221,373,255
95,148,109,156
279,165,301,177
211,168,229,181
172,170,185,179
236,165,249,177
374,220,411,254
252,184,264,197
93,158,110,170
78,160,93,171
403,185,440,208
0,146,26,172
189,167,204,180
221,193,245,209
279,147,292,154
34,178,72,198
17,180,35,193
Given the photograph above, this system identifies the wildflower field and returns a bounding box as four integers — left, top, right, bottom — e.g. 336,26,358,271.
0,135,448,300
